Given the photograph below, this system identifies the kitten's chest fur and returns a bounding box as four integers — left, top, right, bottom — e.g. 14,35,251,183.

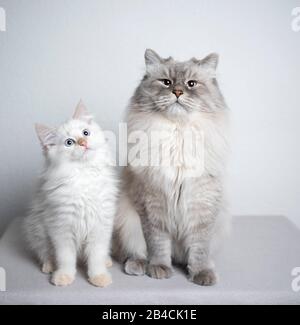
44,165,110,226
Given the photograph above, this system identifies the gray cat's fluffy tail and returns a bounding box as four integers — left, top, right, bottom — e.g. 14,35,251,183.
112,193,147,262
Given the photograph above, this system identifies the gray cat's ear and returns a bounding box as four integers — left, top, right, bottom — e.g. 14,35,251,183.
35,123,57,148
144,49,163,68
200,53,219,70
73,100,93,124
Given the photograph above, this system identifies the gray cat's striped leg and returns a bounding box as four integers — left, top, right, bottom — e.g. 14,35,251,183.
186,234,217,286
124,257,147,276
146,229,173,279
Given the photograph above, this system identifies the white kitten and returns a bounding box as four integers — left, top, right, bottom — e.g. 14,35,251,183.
24,101,118,287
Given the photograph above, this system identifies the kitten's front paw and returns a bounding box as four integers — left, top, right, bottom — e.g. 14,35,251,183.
106,258,113,268
51,271,75,286
89,273,112,288
191,269,217,286
41,260,54,274
124,258,147,276
147,264,173,279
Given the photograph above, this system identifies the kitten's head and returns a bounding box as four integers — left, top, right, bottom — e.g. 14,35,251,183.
133,49,226,115
35,101,106,163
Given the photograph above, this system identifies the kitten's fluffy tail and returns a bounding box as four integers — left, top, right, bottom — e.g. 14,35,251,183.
112,194,147,262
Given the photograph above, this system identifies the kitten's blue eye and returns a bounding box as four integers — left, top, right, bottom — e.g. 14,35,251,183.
83,129,90,136
159,79,172,87
65,138,75,147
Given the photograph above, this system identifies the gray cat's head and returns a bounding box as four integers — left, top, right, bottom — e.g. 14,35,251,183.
132,49,226,115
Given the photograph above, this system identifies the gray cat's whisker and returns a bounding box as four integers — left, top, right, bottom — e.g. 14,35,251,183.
138,99,169,107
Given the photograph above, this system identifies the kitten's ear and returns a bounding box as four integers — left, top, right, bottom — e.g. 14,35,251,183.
35,123,57,148
200,53,219,71
73,100,93,124
144,49,163,66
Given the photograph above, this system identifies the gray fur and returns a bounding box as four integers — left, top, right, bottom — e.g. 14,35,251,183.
113,49,230,286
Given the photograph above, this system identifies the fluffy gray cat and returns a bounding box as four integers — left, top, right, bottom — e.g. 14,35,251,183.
113,49,230,286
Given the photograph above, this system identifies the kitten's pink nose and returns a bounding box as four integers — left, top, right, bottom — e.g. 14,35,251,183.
172,89,183,98
78,138,88,147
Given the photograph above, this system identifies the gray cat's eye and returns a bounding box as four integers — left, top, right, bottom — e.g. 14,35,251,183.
187,80,197,88
159,79,172,87
65,138,75,147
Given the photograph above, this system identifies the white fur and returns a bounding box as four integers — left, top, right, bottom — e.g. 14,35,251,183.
24,102,118,287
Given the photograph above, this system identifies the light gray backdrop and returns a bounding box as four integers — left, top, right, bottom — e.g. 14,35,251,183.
0,0,299,236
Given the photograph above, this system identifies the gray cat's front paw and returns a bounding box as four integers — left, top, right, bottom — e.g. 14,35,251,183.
147,264,173,279
191,269,217,286
124,258,147,276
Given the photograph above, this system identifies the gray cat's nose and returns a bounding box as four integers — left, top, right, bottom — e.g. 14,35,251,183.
172,89,183,98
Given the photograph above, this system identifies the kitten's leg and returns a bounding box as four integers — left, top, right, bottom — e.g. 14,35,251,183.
23,217,55,274
106,257,113,268
86,239,112,288
51,237,77,287
40,247,55,274
41,258,55,274
35,245,55,274
38,251,55,274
